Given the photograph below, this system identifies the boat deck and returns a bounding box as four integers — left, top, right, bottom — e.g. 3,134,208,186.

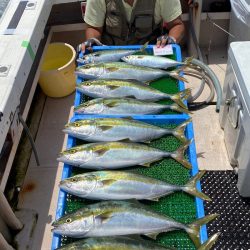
17,46,231,249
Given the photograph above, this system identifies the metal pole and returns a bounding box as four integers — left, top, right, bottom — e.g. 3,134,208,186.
0,233,14,250
188,0,203,57
0,191,23,231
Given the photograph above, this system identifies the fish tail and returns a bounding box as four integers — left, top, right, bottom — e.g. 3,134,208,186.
182,171,211,201
172,118,192,143
184,56,194,66
168,103,192,114
186,214,219,248
170,140,192,169
170,88,192,109
140,41,149,52
167,69,189,83
198,232,221,250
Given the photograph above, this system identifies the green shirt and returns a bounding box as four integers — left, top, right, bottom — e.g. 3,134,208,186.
84,0,182,28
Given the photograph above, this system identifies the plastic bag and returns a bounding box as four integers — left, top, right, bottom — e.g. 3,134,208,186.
231,0,250,27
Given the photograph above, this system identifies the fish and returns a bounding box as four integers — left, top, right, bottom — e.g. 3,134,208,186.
63,117,191,143
57,141,192,169
77,43,148,65
56,236,174,250
74,98,190,115
122,55,193,69
59,170,211,201
75,62,188,83
52,200,218,248
76,79,191,108
198,233,221,250
56,234,221,250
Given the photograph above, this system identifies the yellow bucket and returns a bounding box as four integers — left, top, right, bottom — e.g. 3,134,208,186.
39,43,76,97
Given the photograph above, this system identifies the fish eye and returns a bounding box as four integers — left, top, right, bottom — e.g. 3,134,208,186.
74,122,81,127
69,149,76,154
85,82,91,86
66,218,72,223
71,178,77,182
83,103,89,107
84,65,91,69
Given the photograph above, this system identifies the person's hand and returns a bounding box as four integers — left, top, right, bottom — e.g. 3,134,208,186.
78,38,104,54
188,0,194,5
156,35,176,48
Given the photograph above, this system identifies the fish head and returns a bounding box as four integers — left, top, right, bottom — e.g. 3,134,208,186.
74,99,105,114
60,174,97,197
121,55,131,63
76,80,107,97
75,63,104,79
52,210,95,237
63,120,97,138
57,146,93,166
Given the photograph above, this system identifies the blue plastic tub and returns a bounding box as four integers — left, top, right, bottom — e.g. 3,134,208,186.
51,115,208,250
74,44,188,118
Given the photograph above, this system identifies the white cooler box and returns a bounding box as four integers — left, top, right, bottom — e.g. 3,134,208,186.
220,42,250,197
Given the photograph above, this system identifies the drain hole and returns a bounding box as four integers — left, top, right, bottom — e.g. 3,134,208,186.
0,66,8,73
27,2,35,7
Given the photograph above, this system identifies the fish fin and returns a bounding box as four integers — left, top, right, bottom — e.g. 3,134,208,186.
145,232,159,240
107,85,120,90
186,214,219,248
167,103,192,114
198,232,221,250
106,101,119,108
106,67,119,72
182,171,211,201
170,140,193,169
117,138,133,143
99,125,113,131
101,179,116,186
139,160,158,167
172,118,192,143
94,148,108,156
147,197,160,202
168,69,189,83
96,212,113,223
169,89,191,109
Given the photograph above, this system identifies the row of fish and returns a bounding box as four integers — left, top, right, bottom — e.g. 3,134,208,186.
74,44,191,115
54,117,218,248
74,79,191,115
77,43,192,70
53,47,218,249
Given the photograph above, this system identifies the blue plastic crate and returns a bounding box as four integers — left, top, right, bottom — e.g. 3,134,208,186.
51,115,207,250
74,44,188,118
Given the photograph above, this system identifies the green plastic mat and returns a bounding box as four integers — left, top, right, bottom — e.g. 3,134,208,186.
78,53,181,115
60,124,197,249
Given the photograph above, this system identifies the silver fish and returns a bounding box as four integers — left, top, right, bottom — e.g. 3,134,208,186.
122,55,193,69
77,43,148,64
75,62,188,83
56,236,174,250
57,141,192,169
74,98,190,115
59,170,211,201
52,200,218,248
63,118,191,143
76,79,190,108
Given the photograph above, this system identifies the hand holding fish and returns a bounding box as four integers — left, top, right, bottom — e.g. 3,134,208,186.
78,38,105,54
